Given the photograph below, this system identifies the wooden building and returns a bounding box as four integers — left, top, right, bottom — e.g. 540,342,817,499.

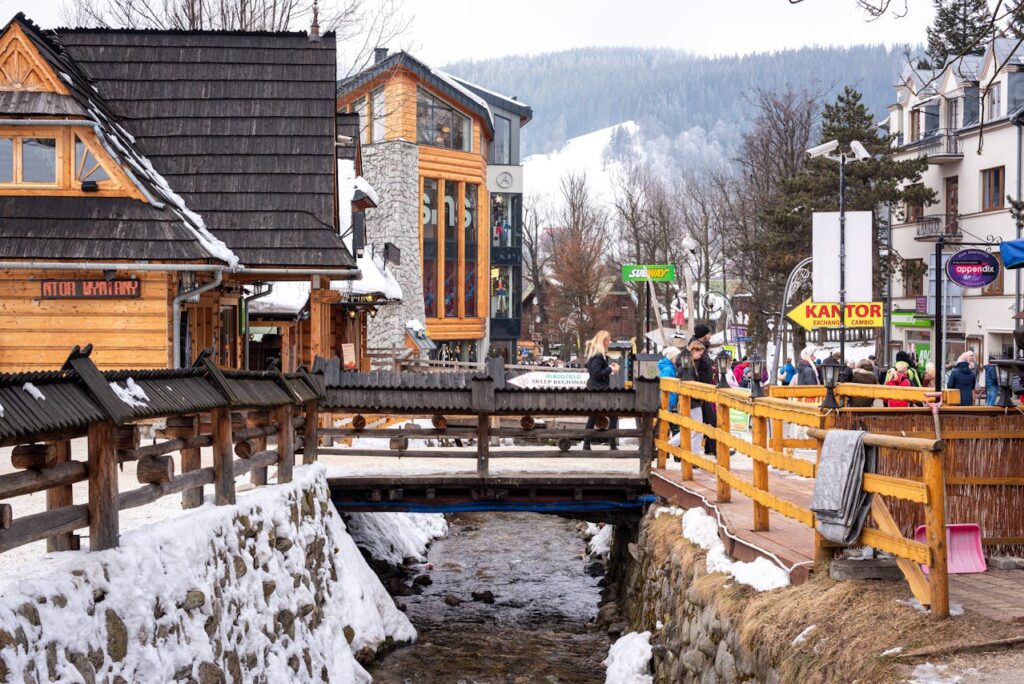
0,14,363,372
337,50,504,361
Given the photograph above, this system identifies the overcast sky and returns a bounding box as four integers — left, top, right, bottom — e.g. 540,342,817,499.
4,0,935,64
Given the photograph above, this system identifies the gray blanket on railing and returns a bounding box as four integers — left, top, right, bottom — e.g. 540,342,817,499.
810,430,877,545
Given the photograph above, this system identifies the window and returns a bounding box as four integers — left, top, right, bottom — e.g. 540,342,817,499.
443,181,460,317
74,135,110,183
353,96,367,145
491,265,516,319
987,83,1001,121
493,115,511,165
947,98,959,130
923,103,939,137
416,89,471,152
0,138,11,183
464,183,478,317
982,254,1005,295
964,86,980,125
491,192,521,246
909,110,920,141
982,166,1005,211
371,87,385,143
0,136,58,185
903,258,924,297
422,178,439,317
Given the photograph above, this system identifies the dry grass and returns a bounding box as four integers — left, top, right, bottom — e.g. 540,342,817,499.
644,515,1023,683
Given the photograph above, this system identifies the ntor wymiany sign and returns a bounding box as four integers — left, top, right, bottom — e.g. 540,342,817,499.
622,264,676,282
786,299,884,331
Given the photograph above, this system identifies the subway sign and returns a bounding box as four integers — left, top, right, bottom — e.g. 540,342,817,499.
622,264,676,282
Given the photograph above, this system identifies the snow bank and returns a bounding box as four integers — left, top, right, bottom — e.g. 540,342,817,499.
344,512,448,564
0,465,412,683
588,524,614,558
680,507,790,592
332,252,403,301
603,631,653,684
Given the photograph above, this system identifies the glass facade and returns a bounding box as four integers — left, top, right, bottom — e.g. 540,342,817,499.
443,181,460,317
464,183,478,317
490,265,517,319
493,115,511,165
491,193,520,247
416,89,471,152
422,178,439,317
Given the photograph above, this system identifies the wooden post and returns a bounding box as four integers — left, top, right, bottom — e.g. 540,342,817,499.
303,400,318,465
276,404,294,484
211,407,235,505
46,440,75,552
656,390,669,469
679,394,692,480
751,414,769,531
770,418,783,454
246,413,269,486
179,416,204,509
925,448,950,618
715,399,731,503
476,414,490,477
87,421,119,551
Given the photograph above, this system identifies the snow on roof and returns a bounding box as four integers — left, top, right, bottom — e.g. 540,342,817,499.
354,176,379,205
248,281,310,316
432,67,493,125
337,159,379,241
332,253,402,301
446,74,531,111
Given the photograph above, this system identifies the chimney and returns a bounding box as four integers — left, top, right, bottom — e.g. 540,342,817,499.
374,47,389,63
309,0,321,42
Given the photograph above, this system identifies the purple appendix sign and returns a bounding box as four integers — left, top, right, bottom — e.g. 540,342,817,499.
945,249,1000,288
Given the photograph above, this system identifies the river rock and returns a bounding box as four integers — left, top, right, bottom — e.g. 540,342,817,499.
444,594,462,606
585,561,605,577
413,574,433,587
471,590,495,604
596,602,619,626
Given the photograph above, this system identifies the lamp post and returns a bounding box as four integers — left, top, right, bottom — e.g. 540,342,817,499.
749,354,766,399
716,351,732,389
820,359,842,409
806,139,871,365
678,346,693,382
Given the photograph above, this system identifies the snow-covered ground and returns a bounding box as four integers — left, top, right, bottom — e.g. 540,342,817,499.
603,630,653,684
344,512,448,565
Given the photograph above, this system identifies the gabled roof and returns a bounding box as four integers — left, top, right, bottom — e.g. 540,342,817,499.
52,23,354,269
446,74,533,125
337,51,494,136
0,14,236,265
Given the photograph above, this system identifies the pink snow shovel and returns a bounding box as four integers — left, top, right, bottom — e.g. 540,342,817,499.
913,392,987,575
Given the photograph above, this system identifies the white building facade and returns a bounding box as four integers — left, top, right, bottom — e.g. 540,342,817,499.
887,40,1024,369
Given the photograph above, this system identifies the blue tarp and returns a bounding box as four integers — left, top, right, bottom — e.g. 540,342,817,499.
1000,239,1024,270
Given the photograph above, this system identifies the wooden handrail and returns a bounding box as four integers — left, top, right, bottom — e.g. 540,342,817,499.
805,428,943,454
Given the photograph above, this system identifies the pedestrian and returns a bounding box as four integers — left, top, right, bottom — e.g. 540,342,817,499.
690,324,714,384
847,359,879,408
947,352,977,406
886,351,922,388
582,330,620,450
984,356,999,406
778,357,797,385
885,366,912,407
922,362,935,389
688,338,718,456
796,347,819,385
733,358,749,386
658,346,680,413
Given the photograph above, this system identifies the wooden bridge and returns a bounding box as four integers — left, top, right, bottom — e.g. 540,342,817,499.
3,349,1024,621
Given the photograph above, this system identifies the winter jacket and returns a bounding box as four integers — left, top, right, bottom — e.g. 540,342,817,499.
586,353,613,390
780,363,797,385
846,368,878,408
658,357,678,412
984,363,998,389
947,361,977,406
796,361,819,386
885,373,912,407
690,341,714,385
885,361,922,388
733,362,749,385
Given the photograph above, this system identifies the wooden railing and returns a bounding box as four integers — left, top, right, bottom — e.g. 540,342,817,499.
766,384,962,406
657,378,951,618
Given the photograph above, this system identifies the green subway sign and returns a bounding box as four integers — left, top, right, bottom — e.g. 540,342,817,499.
622,264,676,282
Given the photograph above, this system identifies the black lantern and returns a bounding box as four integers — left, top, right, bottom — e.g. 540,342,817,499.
716,352,732,389
820,360,842,409
749,354,766,398
996,362,1016,408
677,346,693,381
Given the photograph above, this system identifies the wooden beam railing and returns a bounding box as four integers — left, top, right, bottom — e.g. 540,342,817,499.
767,384,961,406
657,377,951,619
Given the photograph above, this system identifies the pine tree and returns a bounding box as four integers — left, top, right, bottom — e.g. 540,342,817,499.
925,0,993,67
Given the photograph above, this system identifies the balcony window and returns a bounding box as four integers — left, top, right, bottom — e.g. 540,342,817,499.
493,114,511,165
1010,73,1024,113
982,166,1005,211
422,178,439,317
923,104,939,137
416,89,471,152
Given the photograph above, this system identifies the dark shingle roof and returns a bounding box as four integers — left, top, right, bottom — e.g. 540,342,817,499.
447,75,533,124
56,27,355,268
0,91,86,116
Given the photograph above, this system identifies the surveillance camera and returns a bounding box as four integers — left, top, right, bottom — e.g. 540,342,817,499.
806,140,839,158
850,140,871,161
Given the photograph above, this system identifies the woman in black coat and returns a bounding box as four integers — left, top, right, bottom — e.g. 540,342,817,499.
583,330,619,450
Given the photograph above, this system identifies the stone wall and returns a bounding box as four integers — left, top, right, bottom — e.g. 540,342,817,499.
361,140,424,352
0,465,412,683
623,510,779,684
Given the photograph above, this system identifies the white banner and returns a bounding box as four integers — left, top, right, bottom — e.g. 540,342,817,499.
507,371,588,389
812,211,873,304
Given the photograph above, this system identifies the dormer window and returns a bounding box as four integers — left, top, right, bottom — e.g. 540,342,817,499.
0,135,57,186
0,127,130,196
74,134,111,184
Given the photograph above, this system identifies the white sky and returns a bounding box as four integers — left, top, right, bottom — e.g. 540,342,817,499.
3,0,935,63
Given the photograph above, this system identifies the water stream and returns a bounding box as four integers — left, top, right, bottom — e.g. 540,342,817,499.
367,511,610,683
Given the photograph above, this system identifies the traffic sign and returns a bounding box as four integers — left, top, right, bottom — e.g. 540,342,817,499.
786,299,884,331
622,264,676,282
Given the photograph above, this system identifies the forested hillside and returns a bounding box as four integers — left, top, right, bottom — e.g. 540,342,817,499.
445,45,906,157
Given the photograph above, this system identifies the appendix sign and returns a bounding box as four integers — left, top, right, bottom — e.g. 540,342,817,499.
945,249,1000,288
786,298,884,331
622,264,676,282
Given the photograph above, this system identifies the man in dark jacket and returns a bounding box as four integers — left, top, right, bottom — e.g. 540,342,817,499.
690,324,717,455
846,359,878,408
947,357,977,406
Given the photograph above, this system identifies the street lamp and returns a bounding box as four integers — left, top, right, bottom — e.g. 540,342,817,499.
820,360,842,409
678,346,693,381
716,351,732,389
807,139,871,365
749,354,766,399
996,363,1016,408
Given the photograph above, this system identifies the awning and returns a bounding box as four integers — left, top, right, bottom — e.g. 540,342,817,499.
1000,239,1024,270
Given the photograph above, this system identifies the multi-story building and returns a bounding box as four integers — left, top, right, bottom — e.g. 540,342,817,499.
887,40,1024,368
337,49,531,362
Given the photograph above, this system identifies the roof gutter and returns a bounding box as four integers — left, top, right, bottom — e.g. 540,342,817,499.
240,268,362,279
0,260,226,273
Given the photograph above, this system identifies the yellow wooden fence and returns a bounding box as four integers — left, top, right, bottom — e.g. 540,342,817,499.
657,378,950,618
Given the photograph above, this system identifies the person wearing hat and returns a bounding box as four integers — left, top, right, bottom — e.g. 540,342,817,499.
984,355,999,406
689,323,717,455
